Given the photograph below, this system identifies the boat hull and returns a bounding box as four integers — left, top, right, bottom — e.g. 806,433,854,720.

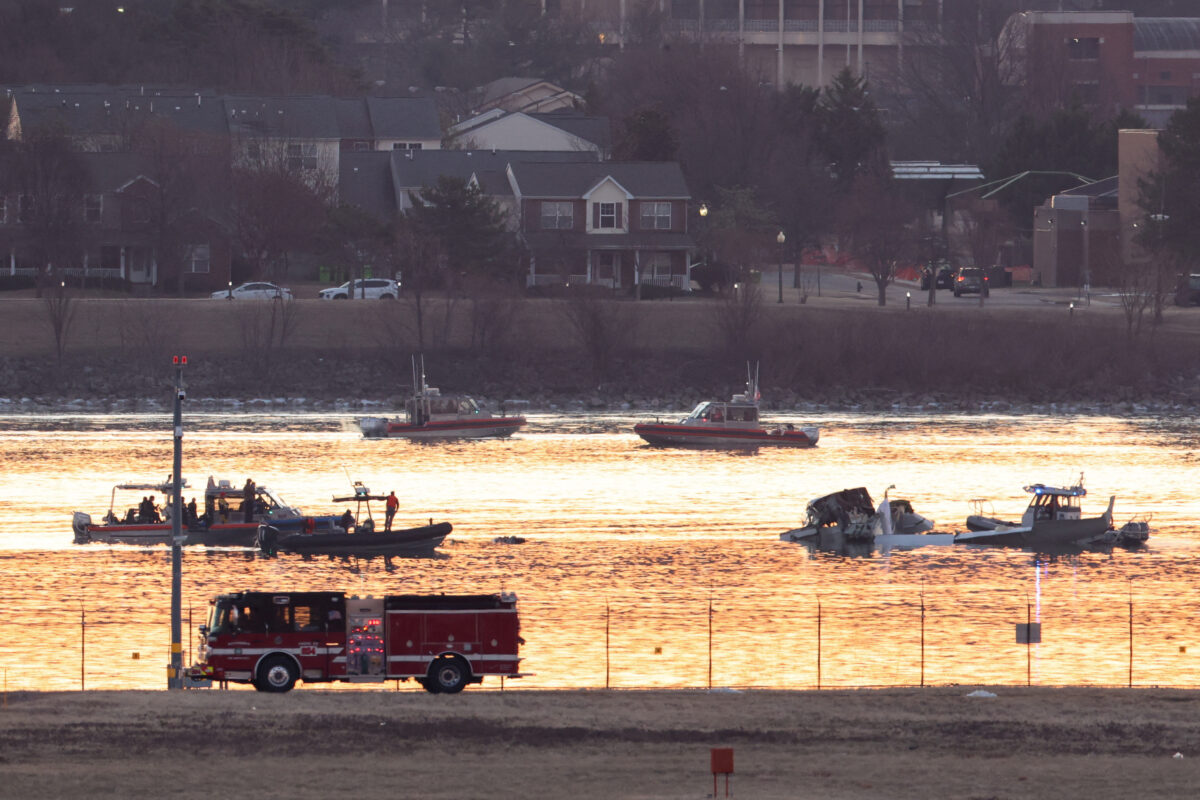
259,521,452,556
634,423,818,448
76,515,343,547
359,417,526,440
955,515,1113,549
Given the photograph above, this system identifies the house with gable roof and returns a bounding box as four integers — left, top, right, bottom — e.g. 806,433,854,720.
448,109,609,159
507,160,695,291
473,77,583,115
0,151,231,291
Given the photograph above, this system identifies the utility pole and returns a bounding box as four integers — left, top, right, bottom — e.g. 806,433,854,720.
168,355,187,689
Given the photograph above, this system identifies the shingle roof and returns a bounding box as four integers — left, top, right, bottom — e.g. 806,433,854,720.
509,161,690,199
340,151,395,220
389,149,596,193
78,152,155,193
529,111,611,151
334,98,373,140
223,95,340,139
1134,18,1200,52
366,96,441,140
9,86,228,137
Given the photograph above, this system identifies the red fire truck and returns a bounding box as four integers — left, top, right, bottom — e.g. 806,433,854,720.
190,591,524,693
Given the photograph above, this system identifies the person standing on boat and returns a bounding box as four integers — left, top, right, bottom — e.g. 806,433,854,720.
243,478,256,523
340,509,355,533
217,493,229,523
385,491,399,532
186,497,198,527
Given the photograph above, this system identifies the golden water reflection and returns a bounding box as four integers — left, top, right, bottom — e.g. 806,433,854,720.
1,411,1199,691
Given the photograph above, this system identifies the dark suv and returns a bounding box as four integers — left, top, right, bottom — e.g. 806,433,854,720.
952,267,987,297
919,261,955,291
1175,274,1200,306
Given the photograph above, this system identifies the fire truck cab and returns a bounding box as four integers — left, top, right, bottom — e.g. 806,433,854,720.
191,590,523,693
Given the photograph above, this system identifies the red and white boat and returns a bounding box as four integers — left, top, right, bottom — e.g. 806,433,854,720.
634,365,818,448
357,357,526,440
72,476,342,547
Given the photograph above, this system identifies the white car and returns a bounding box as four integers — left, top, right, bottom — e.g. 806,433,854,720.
318,278,400,300
211,282,293,300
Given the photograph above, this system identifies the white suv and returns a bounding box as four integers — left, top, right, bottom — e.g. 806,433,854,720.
318,278,399,300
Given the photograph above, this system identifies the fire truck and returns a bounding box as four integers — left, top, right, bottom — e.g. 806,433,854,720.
190,591,524,693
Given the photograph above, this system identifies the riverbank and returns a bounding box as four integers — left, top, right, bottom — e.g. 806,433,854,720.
3,687,1200,798
4,294,1200,412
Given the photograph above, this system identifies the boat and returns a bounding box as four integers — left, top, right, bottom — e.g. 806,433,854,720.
954,476,1121,549
72,476,342,547
634,364,818,448
256,481,451,556
780,486,950,550
357,356,526,440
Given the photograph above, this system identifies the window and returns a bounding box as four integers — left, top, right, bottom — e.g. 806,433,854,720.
18,195,35,224
352,141,370,151
649,252,673,278
540,201,574,229
391,142,423,150
287,143,317,170
0,196,6,224
84,195,102,224
186,244,211,274
1067,37,1099,60
640,201,672,230
594,201,621,229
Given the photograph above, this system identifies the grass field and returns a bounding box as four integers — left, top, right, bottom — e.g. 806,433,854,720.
3,687,1200,798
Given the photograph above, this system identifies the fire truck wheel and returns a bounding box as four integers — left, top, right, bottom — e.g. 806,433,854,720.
255,655,298,693
429,656,469,694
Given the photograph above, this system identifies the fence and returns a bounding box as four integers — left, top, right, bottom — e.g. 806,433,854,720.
4,589,1195,693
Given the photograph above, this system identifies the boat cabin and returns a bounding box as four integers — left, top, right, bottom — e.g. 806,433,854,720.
684,401,759,426
1023,483,1084,524
201,477,302,526
405,387,482,423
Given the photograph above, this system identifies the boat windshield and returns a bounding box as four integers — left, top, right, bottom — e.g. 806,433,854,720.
687,402,711,419
457,397,480,415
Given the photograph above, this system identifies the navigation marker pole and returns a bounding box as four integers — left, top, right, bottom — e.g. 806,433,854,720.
169,356,187,690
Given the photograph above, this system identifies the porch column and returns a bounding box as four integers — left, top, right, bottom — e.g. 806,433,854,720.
777,0,784,89
120,246,127,279
586,250,593,285
857,0,864,75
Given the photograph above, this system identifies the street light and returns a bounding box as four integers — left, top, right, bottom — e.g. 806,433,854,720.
776,230,785,303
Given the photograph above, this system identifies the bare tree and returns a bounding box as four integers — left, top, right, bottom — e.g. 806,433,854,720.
232,139,334,282
559,289,640,384
389,222,446,352
42,278,75,364
10,125,87,295
837,175,917,307
232,298,303,381
711,280,764,365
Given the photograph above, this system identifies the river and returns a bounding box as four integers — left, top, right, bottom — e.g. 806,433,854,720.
1,409,1197,692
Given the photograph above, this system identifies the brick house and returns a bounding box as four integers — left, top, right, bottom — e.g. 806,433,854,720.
508,161,695,291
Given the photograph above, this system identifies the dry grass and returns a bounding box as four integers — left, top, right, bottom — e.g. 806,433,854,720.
2,295,1200,402
3,687,1200,798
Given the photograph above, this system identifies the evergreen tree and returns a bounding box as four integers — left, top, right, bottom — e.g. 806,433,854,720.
815,68,887,189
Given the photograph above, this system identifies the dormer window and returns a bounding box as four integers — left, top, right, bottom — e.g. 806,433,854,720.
594,201,621,229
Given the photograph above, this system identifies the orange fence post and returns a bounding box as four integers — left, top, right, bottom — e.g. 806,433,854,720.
711,747,734,797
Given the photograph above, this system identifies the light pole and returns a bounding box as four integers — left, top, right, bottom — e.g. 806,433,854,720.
226,280,232,300
776,230,785,303
169,355,186,689
1081,214,1090,305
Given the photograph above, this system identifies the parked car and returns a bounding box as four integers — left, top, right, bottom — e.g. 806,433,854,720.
952,267,987,297
920,262,955,291
318,278,400,300
210,282,293,300
1175,273,1200,306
